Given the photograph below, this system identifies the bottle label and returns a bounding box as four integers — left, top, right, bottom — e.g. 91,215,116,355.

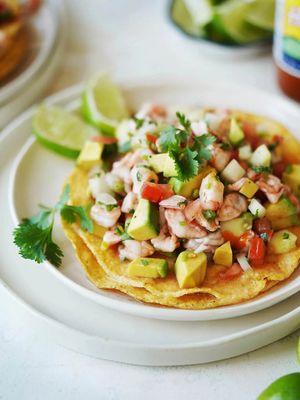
274,0,300,78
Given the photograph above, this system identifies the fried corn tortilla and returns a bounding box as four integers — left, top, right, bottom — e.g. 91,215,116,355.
62,107,300,310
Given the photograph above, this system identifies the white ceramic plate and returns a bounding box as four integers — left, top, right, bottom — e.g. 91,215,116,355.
8,81,300,321
0,0,65,128
1,121,300,365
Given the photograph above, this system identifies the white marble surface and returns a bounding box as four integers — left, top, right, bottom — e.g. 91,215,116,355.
1,0,299,399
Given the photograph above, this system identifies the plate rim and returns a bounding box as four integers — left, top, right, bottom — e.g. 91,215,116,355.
6,80,300,322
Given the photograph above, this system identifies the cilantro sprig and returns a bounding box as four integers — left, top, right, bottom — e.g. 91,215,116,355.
157,112,216,181
13,185,93,268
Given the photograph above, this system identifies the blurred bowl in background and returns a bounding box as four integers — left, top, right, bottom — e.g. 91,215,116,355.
170,0,275,47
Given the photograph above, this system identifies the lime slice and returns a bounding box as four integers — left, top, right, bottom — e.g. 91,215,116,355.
33,105,97,159
245,0,275,31
213,0,270,44
170,0,213,37
257,373,300,400
82,74,129,136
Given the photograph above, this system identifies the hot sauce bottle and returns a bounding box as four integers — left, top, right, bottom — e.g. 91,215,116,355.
274,0,300,101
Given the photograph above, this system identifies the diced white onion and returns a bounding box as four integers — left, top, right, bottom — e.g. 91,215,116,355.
238,144,252,161
236,254,252,272
248,198,266,217
221,159,246,183
191,121,208,136
250,144,271,167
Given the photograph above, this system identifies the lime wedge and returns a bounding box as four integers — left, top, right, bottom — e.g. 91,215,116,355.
82,74,129,136
213,0,270,44
257,373,300,400
245,0,275,31
33,105,97,159
170,0,213,37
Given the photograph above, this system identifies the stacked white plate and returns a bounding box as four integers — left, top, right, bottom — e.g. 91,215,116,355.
0,0,66,129
1,80,300,366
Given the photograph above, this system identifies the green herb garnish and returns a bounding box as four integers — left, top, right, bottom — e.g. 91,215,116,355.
13,185,93,268
140,259,149,266
157,113,215,181
251,165,272,174
133,117,144,129
202,210,216,221
283,232,290,239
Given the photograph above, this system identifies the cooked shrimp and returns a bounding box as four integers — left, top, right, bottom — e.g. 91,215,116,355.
247,168,261,182
256,174,284,204
131,164,158,195
90,204,121,228
227,177,248,191
102,230,122,247
121,192,138,213
185,231,224,253
135,103,167,120
165,209,206,239
159,195,187,209
151,206,180,252
105,172,125,194
184,199,219,232
218,193,248,222
199,172,224,211
119,240,154,261
209,144,231,171
111,150,149,192
151,230,179,253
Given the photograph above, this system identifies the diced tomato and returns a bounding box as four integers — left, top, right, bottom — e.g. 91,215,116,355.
248,236,266,267
273,161,287,179
91,136,117,144
222,230,253,250
242,121,260,149
141,182,174,203
219,263,243,281
273,134,284,145
146,133,157,144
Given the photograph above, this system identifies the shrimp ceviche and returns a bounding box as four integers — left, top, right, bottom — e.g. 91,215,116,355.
13,80,300,309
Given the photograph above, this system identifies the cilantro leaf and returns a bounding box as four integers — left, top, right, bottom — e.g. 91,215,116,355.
176,111,191,131
60,204,94,233
251,165,272,174
13,184,93,268
169,148,199,181
13,218,63,267
157,126,180,152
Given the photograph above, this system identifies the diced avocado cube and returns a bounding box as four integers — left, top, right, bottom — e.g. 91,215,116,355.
213,241,232,267
250,144,271,167
127,257,168,278
148,153,176,177
265,197,299,229
270,214,300,230
220,212,253,237
248,198,266,218
282,164,300,197
239,179,258,199
265,197,296,220
175,250,207,289
269,230,297,254
169,166,213,198
221,159,246,183
127,199,159,240
77,141,103,170
229,118,244,146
